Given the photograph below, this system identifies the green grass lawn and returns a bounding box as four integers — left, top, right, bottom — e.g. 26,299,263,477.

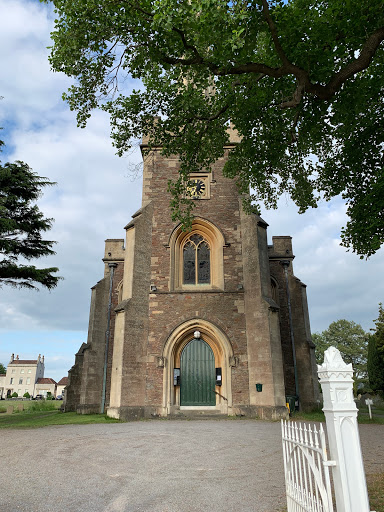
0,409,120,428
0,399,120,428
290,406,384,425
0,398,62,413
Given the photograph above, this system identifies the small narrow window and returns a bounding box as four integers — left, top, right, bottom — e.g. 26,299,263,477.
183,242,196,284
271,278,279,304
183,234,210,285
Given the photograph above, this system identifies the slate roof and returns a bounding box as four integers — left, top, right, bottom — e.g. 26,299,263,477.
36,378,57,385
9,360,37,365
57,377,69,386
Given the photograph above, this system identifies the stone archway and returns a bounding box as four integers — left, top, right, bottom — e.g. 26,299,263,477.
161,319,234,416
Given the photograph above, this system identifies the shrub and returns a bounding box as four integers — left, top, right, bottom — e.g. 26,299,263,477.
23,392,30,398
11,392,18,398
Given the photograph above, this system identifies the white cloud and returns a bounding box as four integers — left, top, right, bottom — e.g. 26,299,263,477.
0,0,71,127
265,197,384,332
0,0,142,380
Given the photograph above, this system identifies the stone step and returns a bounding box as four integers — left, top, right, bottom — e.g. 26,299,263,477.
171,409,229,420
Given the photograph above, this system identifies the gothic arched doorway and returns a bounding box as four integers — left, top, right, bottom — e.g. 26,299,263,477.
161,319,234,416
180,338,216,406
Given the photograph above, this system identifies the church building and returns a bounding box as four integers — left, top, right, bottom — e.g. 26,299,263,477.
64,127,318,419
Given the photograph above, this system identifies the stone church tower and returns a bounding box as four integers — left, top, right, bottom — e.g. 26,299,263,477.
65,128,318,419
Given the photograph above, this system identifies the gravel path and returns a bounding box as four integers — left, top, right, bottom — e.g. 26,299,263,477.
1,420,383,512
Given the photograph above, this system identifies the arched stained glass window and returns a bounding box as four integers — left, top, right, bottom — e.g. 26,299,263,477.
183,234,210,285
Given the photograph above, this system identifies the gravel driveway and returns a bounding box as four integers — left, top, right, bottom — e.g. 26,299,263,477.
2,420,383,512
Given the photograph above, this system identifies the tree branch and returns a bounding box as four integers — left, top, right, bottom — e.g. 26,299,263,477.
171,26,204,63
189,103,230,122
289,108,301,144
311,26,384,100
280,83,304,109
261,0,291,67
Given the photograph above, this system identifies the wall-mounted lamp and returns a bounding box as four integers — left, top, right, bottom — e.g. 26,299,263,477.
194,331,201,339
150,284,157,292
256,383,263,392
237,284,244,291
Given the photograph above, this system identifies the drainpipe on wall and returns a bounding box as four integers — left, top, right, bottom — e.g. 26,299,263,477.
101,262,117,414
281,260,300,410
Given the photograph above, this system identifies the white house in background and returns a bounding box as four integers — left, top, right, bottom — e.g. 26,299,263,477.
0,354,68,399
56,377,68,398
35,377,57,397
1,354,45,398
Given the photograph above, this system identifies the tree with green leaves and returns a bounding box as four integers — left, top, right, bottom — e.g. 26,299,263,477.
0,154,60,290
0,362,6,374
312,320,368,384
47,0,384,257
367,304,384,392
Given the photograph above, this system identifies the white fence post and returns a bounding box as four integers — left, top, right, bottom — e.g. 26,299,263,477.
318,347,370,512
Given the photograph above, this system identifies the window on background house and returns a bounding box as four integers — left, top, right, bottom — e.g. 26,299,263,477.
11,369,15,373
19,378,23,384
28,369,31,373
18,389,21,395
20,369,24,373
10,378,14,384
26,377,30,385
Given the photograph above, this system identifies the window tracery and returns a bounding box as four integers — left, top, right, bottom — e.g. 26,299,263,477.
169,218,225,291
183,234,211,285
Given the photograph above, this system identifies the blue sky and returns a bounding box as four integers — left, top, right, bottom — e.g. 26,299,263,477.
1,0,384,381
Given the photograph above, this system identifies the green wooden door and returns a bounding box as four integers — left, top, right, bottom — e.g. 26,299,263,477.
180,338,216,406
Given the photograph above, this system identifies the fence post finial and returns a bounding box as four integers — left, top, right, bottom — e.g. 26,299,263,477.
318,346,370,512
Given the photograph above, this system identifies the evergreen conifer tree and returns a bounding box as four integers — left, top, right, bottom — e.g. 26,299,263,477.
0,154,60,290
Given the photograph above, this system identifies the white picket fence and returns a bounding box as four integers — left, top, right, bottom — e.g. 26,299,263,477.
282,347,372,512
281,420,335,512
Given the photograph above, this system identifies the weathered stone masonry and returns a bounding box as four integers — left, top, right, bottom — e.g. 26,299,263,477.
64,130,319,418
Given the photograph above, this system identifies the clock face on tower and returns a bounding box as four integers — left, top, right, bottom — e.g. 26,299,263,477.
187,178,207,199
